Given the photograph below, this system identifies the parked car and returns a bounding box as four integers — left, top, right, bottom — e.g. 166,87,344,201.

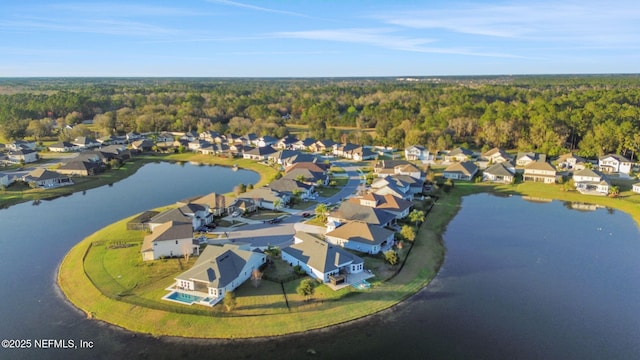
301,212,310,218
231,210,241,217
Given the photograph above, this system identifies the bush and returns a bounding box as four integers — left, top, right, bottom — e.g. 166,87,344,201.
293,265,306,275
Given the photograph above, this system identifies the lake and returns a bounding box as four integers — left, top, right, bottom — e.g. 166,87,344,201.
1,169,639,359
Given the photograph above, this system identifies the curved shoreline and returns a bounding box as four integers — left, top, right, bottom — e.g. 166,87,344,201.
57,172,640,340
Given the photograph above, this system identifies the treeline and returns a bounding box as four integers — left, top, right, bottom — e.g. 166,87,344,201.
1,75,639,159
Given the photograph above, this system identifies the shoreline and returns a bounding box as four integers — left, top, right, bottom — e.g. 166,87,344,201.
56,182,452,339
0,153,275,210
56,168,640,340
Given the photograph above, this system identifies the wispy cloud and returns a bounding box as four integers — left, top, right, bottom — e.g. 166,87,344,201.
0,16,178,37
376,1,640,46
49,3,209,17
206,0,312,18
273,28,520,58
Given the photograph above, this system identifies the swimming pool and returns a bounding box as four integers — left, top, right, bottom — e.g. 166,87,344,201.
352,280,371,290
164,292,203,305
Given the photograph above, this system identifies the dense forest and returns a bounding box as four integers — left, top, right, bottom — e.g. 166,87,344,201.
1,75,639,159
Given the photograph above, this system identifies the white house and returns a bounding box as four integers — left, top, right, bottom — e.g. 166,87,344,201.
243,146,276,160
1,174,14,187
282,232,364,286
573,168,610,195
633,183,640,194
325,221,395,255
405,145,432,162
556,153,587,171
7,149,37,163
48,141,79,152
523,161,557,184
148,203,212,231
598,154,632,175
256,136,278,148
166,243,266,306
141,221,198,261
516,152,546,167
481,147,512,164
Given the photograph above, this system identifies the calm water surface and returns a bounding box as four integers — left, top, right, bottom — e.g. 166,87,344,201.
1,171,639,359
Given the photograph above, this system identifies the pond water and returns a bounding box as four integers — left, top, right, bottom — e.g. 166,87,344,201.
1,170,639,359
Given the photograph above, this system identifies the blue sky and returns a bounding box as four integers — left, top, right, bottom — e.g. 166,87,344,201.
1,0,639,77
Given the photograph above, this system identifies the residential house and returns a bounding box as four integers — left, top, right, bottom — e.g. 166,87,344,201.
7,149,38,164
404,145,432,162
443,161,478,180
198,143,229,156
347,193,412,219
199,131,221,143
240,187,290,210
229,144,250,156
281,232,364,285
187,192,228,216
369,175,418,200
481,147,512,164
333,143,359,158
275,135,298,149
0,174,12,187
148,203,212,231
256,135,278,147
224,133,241,145
516,152,546,167
22,168,72,188
131,139,154,152
48,141,79,152
56,160,103,176
98,135,127,145
557,153,587,171
126,131,143,142
325,221,395,255
156,132,175,143
99,145,131,162
268,149,302,165
282,153,321,167
180,131,198,142
444,147,473,162
328,202,395,228
598,154,633,175
573,168,610,195
309,139,335,153
523,161,557,184
292,137,316,151
374,160,423,180
285,161,329,174
188,139,209,151
7,140,36,151
141,221,198,261
282,167,329,186
482,161,516,183
227,197,258,214
350,146,377,161
243,146,276,161
240,133,258,146
72,136,100,149
266,178,314,200
167,243,266,306
633,183,640,194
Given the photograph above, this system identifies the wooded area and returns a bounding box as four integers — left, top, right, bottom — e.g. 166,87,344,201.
1,75,639,159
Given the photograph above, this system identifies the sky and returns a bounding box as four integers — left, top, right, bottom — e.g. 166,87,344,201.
1,0,639,77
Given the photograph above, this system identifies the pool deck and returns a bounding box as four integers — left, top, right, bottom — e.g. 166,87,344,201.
325,270,375,291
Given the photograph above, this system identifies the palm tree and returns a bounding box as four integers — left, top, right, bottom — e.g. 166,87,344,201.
315,203,328,223
609,185,620,198
408,209,425,227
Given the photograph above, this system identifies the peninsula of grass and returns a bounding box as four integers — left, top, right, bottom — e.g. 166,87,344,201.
58,175,640,339
58,196,447,338
0,153,275,209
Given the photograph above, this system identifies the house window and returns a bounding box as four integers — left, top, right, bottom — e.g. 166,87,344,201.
176,240,178,244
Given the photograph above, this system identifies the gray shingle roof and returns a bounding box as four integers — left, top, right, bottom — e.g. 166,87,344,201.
284,232,363,273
